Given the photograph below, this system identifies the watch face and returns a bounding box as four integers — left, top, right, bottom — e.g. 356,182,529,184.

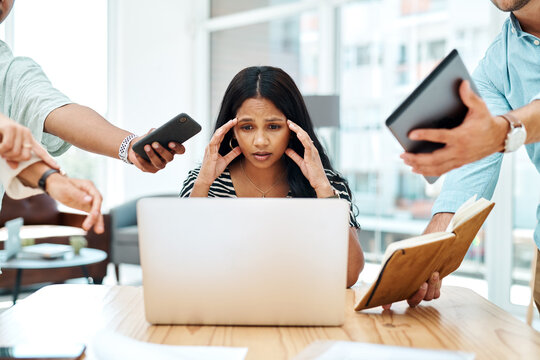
505,127,527,152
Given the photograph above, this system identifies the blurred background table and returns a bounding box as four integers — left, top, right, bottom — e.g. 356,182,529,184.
0,245,106,304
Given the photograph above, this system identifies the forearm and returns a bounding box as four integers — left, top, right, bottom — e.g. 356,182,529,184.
190,180,211,197
347,227,364,288
423,212,454,234
17,161,58,189
511,99,540,144
315,183,335,198
44,104,132,158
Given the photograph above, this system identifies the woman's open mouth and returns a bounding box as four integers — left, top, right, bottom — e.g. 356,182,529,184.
252,152,272,161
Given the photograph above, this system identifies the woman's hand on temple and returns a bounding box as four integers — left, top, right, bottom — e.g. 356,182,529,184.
285,120,333,197
196,118,241,188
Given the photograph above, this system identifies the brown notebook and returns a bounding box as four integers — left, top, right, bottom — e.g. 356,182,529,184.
355,197,494,311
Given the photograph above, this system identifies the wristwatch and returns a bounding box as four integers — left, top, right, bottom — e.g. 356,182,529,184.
500,113,526,153
38,169,60,193
119,134,138,164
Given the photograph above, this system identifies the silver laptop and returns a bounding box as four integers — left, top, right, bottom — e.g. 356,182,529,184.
137,198,349,326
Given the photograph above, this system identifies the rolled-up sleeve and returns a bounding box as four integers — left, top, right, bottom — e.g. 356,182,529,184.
7,57,72,156
0,156,44,200
473,58,512,116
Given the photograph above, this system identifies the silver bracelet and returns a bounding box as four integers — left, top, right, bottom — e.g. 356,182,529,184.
118,134,138,164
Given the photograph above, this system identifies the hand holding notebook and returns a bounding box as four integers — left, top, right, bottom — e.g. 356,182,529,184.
355,196,494,311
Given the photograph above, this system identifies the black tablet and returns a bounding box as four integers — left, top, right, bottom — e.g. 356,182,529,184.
385,49,479,184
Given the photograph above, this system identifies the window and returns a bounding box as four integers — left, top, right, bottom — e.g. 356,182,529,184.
401,0,446,15
355,45,371,67
427,39,446,60
511,148,540,306
211,0,300,17
210,12,318,120
10,0,108,205
338,0,499,275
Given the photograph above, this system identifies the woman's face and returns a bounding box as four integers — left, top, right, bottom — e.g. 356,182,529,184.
233,97,291,169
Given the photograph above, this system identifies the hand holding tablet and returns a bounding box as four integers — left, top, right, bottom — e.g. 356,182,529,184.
385,50,482,183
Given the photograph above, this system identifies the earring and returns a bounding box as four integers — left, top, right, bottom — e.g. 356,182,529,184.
229,137,236,150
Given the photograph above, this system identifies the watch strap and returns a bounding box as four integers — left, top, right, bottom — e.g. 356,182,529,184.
38,169,60,193
500,113,523,130
119,134,138,164
500,113,526,153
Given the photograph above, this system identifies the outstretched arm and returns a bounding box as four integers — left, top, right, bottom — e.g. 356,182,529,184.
401,82,540,177
512,99,540,143
44,104,185,173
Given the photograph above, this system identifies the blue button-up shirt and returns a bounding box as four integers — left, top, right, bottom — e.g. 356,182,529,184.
432,14,540,248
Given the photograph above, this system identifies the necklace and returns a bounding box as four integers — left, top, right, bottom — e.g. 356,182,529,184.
240,159,285,198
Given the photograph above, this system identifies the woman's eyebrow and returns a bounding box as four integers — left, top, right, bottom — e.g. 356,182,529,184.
237,117,285,122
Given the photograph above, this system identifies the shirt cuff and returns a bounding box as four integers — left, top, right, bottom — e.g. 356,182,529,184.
531,92,540,103
0,156,44,199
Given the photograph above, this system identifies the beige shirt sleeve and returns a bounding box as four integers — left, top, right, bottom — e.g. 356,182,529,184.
0,156,44,199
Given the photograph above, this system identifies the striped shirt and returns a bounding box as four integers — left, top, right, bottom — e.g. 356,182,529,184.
180,166,360,228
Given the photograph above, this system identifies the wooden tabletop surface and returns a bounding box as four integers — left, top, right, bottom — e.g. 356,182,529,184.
0,284,539,359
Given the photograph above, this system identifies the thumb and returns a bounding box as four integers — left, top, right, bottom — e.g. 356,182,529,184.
459,80,483,110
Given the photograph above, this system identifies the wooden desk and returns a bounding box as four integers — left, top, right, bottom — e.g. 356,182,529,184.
0,284,539,359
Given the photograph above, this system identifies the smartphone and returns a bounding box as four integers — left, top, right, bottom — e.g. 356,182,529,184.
131,113,202,162
0,344,85,359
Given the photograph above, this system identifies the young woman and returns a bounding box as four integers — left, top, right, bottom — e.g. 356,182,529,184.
180,66,364,287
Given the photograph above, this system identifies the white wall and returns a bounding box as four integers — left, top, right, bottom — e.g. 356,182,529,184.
107,0,205,205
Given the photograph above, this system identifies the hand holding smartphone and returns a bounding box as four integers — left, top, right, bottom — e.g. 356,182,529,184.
131,113,201,162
